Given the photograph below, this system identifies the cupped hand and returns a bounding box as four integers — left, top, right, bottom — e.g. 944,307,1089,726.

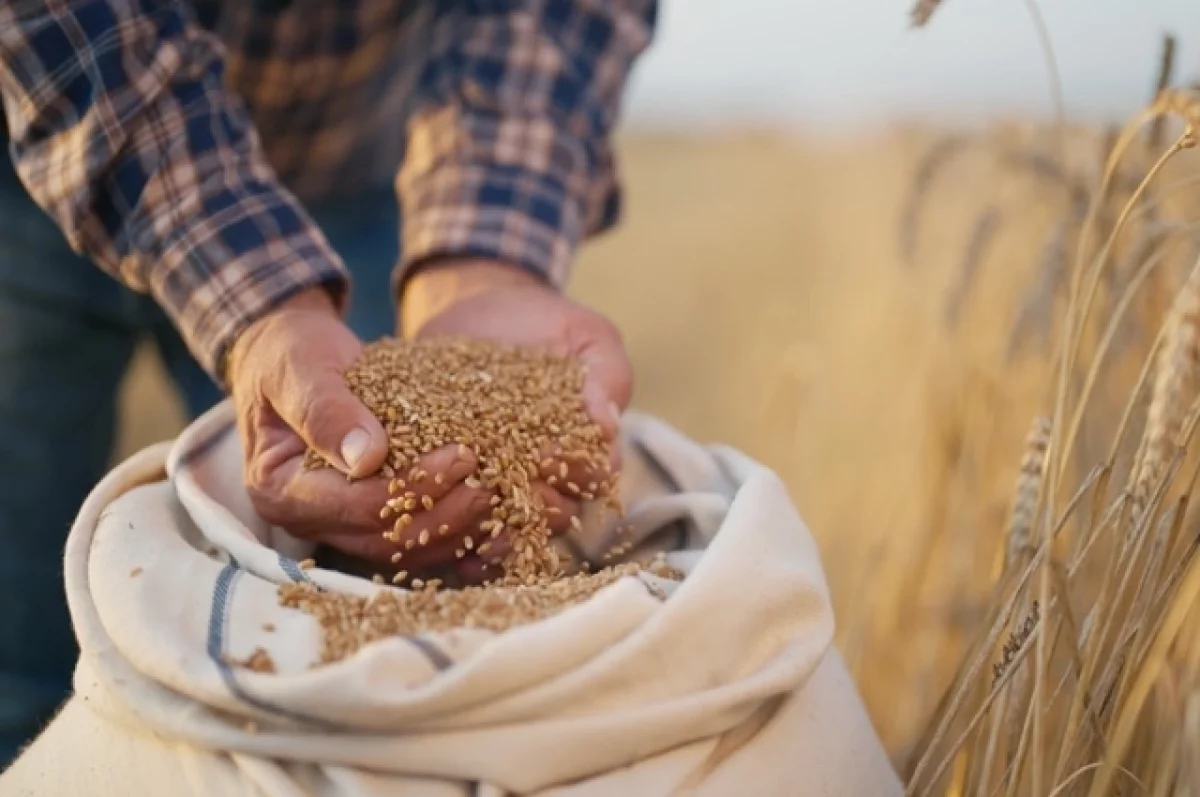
227,258,634,584
226,287,482,569
400,258,633,441
400,258,635,582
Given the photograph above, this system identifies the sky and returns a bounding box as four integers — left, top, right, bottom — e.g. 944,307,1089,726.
621,0,1200,131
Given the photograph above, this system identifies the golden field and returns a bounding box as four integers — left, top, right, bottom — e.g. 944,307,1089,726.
115,118,1200,792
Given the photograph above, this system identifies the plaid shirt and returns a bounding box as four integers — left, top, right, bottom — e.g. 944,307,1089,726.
0,0,656,382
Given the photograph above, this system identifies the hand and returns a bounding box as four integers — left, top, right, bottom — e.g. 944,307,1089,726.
400,258,633,438
400,258,634,582
226,287,480,569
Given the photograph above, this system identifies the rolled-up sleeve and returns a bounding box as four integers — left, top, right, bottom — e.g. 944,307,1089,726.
397,0,657,291
0,0,349,383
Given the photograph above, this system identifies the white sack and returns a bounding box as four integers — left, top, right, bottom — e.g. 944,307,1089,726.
1,401,900,796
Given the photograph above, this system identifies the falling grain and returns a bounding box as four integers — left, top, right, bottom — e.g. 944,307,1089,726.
303,337,620,584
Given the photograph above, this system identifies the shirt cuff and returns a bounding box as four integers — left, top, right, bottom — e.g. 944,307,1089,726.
395,109,598,297
149,193,350,386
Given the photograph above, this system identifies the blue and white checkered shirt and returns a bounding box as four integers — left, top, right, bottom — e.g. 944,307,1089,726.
0,0,656,380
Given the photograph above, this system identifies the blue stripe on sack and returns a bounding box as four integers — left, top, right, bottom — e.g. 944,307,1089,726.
277,552,321,589
403,635,454,671
274,554,454,672
207,561,338,729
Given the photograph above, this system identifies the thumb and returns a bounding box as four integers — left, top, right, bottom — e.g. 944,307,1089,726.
273,368,390,479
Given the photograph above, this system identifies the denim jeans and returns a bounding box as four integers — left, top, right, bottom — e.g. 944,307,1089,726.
0,160,400,770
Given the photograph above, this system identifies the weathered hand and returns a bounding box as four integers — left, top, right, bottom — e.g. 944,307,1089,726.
225,287,477,568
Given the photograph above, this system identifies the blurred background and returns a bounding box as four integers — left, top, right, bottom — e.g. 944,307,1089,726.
627,0,1200,129
114,0,1200,768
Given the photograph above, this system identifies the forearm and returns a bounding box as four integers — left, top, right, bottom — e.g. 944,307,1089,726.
396,0,657,296
0,0,348,383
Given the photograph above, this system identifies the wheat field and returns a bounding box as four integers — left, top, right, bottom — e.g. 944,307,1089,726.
115,99,1200,792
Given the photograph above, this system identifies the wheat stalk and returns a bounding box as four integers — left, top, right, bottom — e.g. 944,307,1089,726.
901,72,1200,794
1130,256,1200,527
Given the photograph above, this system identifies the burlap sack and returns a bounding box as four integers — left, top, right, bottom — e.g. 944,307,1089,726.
1,401,900,796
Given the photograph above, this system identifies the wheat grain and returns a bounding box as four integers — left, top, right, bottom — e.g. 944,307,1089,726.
909,0,946,28
229,647,276,674
1130,257,1200,525
304,337,620,585
278,337,693,663
1005,418,1052,569
279,557,684,664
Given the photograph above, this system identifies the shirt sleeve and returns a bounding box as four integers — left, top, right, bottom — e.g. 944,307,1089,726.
396,0,658,293
0,1,349,384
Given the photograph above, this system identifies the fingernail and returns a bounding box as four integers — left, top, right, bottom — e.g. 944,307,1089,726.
341,427,371,472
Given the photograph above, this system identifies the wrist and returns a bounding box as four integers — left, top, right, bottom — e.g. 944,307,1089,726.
399,258,549,339
225,286,339,386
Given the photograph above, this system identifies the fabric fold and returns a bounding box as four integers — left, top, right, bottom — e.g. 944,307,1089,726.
1,400,900,796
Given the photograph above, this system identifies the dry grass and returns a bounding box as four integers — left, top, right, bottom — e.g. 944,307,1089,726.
111,68,1200,794
879,22,1200,790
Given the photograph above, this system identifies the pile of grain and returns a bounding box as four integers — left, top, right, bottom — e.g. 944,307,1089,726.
283,337,682,663
280,558,683,664
304,336,619,585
